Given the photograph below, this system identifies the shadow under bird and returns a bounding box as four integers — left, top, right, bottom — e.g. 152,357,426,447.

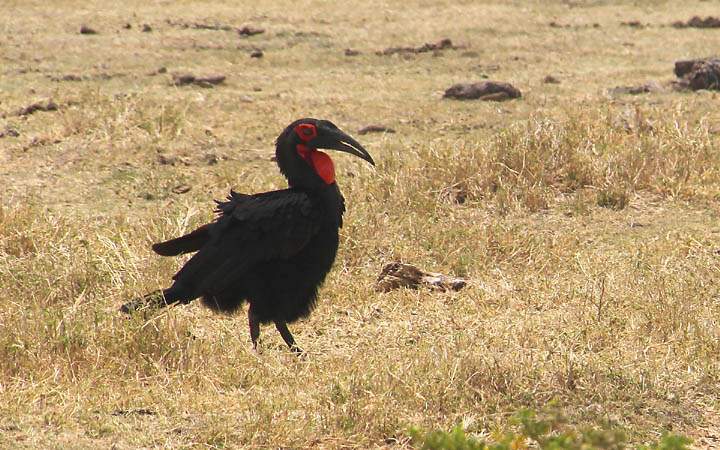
121,119,375,353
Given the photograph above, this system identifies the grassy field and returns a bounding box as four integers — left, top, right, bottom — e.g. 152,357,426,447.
2,0,720,448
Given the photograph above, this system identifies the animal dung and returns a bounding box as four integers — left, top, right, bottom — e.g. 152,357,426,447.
607,81,665,96
80,25,98,35
171,184,191,194
672,16,720,29
377,38,459,56
673,58,720,91
172,73,226,87
237,25,265,37
443,81,521,101
7,100,59,117
375,262,467,293
358,124,396,135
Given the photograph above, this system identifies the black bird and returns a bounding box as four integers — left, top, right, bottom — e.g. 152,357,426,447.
121,118,374,353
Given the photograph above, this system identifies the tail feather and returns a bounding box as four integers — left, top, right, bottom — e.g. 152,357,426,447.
152,224,211,256
120,284,196,314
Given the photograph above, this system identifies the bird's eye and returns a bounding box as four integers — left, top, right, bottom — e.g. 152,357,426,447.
294,123,317,141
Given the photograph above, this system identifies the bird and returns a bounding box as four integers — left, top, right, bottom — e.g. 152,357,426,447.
120,118,375,353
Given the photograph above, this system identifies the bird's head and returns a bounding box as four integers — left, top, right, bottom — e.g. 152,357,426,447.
276,118,374,188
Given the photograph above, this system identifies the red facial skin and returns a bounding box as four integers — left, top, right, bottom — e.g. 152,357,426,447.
294,124,336,184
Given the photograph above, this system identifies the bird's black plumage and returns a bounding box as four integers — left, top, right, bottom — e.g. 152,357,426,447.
121,118,374,353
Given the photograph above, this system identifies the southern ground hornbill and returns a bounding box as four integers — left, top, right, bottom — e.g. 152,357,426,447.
121,118,374,353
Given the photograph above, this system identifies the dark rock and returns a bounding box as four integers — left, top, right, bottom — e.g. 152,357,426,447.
443,81,521,101
543,75,561,84
141,24,152,32
250,49,264,58
344,48,360,56
123,23,132,29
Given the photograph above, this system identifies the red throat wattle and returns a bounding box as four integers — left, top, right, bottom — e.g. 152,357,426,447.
296,144,335,184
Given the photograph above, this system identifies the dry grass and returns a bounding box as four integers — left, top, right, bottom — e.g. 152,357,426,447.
2,0,720,448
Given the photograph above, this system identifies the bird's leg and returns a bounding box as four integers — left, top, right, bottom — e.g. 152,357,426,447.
274,321,303,355
248,308,260,351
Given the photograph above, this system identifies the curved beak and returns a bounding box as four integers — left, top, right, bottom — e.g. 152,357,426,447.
308,128,375,166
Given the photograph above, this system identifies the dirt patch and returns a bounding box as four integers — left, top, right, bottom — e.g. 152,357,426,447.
171,73,226,87
376,38,459,56
344,48,360,56
672,16,720,29
358,125,395,135
443,81,521,101
376,262,467,292
674,58,720,90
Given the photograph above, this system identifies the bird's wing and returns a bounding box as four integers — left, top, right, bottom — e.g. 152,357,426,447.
151,190,251,257
168,189,323,295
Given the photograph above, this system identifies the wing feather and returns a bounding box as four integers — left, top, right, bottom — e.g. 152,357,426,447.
170,189,322,296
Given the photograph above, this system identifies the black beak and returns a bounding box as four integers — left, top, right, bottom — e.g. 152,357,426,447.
308,128,375,166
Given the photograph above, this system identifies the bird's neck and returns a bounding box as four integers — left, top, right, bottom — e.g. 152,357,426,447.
276,143,335,190
296,146,335,185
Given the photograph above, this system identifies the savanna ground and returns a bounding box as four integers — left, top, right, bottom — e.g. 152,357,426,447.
2,0,720,448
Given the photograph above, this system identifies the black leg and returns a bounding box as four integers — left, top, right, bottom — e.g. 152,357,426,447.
248,308,260,350
275,321,303,355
